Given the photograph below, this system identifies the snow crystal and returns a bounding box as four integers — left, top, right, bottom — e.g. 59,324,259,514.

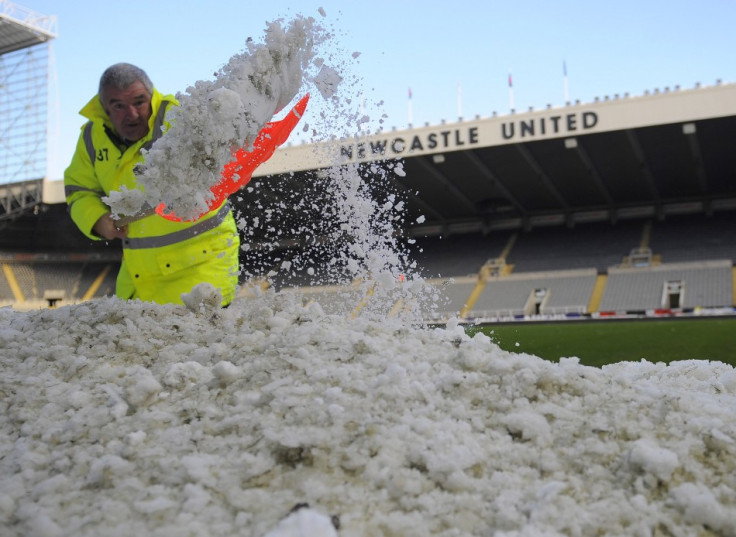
263,505,338,537
102,185,145,219
181,282,223,315
669,483,734,534
313,65,343,99
211,360,241,385
628,438,679,481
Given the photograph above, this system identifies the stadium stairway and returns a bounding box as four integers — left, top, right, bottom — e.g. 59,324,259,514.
456,232,519,318
80,265,114,301
1,264,24,302
587,273,608,313
458,258,515,318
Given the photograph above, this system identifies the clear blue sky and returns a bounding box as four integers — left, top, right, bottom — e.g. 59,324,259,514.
18,0,736,180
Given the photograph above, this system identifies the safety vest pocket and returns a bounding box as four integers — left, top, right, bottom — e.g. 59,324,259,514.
156,241,216,276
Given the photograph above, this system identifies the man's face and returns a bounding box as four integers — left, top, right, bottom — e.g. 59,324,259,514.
102,80,153,142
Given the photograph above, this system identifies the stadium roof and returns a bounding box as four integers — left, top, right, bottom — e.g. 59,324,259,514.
247,81,736,240
28,80,736,245
0,1,56,55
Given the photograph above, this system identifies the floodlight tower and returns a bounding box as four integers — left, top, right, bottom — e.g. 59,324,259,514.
0,0,57,185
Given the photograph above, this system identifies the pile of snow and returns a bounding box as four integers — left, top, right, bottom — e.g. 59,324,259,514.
2,290,735,536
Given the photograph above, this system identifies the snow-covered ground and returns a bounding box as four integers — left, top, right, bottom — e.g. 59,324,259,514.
3,8,736,537
2,289,736,536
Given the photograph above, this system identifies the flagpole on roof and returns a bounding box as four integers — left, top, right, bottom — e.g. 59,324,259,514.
408,87,413,126
508,71,515,112
563,60,570,104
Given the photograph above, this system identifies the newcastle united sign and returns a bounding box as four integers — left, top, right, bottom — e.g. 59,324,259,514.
338,110,600,162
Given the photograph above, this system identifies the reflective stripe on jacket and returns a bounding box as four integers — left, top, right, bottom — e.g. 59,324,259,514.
63,88,240,305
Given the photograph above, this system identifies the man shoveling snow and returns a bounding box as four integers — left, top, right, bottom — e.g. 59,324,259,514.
64,62,241,307
63,16,322,306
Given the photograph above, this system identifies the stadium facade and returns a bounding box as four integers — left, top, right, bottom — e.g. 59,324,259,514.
254,81,736,238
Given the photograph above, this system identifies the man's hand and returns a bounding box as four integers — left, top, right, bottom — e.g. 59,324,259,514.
93,213,128,240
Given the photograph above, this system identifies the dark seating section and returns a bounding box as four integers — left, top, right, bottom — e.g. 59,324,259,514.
241,244,360,289
409,232,513,278
650,212,736,263
33,263,81,297
507,220,645,273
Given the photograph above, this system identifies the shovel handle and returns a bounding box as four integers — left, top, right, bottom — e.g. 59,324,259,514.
114,207,156,227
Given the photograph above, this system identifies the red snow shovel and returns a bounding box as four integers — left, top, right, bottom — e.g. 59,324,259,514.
116,93,309,226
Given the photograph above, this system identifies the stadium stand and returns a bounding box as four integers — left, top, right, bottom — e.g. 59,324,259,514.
426,277,478,321
0,268,12,302
450,269,598,320
7,263,34,300
598,260,733,313
402,211,736,321
33,263,78,298
0,257,120,309
2,213,734,318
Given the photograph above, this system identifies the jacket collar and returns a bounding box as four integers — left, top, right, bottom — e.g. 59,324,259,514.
79,87,175,135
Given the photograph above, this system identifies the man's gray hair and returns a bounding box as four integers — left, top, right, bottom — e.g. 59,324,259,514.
98,63,153,100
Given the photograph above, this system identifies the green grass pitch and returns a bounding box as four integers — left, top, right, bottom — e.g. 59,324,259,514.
465,317,736,368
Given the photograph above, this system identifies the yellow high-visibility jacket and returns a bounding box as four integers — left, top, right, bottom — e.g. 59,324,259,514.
64,88,240,306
